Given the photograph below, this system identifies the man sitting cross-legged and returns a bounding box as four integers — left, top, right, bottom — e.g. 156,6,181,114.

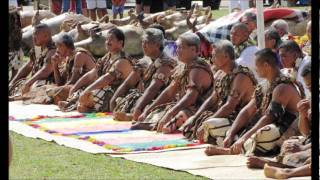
110,28,177,121
204,48,305,157
246,61,311,179
133,33,213,131
180,40,257,140
9,24,56,101
45,33,96,104
58,28,133,112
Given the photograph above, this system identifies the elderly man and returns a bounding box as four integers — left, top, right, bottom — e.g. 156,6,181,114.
9,24,56,99
180,40,257,140
204,48,304,157
64,28,134,113
44,33,96,104
231,23,259,80
270,19,289,40
110,28,176,121
133,33,213,132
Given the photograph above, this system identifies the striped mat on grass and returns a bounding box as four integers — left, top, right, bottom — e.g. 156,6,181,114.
10,113,202,153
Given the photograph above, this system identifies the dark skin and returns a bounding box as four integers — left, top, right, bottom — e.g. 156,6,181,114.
15,28,56,95
51,43,96,86
205,57,302,156
137,39,212,132
194,48,255,142
110,40,174,115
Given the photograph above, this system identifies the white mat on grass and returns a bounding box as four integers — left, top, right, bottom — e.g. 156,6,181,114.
9,101,311,180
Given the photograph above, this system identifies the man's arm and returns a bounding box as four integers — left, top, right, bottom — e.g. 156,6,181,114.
66,53,86,85
69,68,98,96
10,59,33,86
133,65,173,117
297,99,311,137
157,68,211,131
109,70,141,111
241,84,292,141
212,74,252,118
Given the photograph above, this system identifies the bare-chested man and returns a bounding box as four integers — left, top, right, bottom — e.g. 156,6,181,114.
180,40,257,140
247,62,311,179
204,48,304,157
133,33,213,132
9,23,56,100
45,33,96,104
110,28,177,121
65,28,134,113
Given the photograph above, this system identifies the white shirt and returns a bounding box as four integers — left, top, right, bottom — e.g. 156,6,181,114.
235,46,261,81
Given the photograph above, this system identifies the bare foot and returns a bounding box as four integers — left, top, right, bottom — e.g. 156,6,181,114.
264,164,290,179
246,156,268,169
113,112,133,121
58,101,68,110
204,145,232,156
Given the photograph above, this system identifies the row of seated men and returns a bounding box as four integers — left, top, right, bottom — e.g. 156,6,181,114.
9,18,312,178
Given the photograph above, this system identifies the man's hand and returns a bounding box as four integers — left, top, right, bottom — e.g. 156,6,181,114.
283,141,305,153
223,134,234,148
132,108,142,121
297,99,310,117
196,125,205,143
51,53,63,66
69,87,75,97
230,138,246,154
137,111,148,122
21,82,31,95
157,112,173,132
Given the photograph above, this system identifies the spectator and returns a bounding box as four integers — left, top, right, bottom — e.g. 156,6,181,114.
165,0,176,11
229,0,249,13
271,19,289,40
61,0,83,14
264,29,283,68
49,0,62,15
136,0,151,14
112,0,125,19
86,0,108,21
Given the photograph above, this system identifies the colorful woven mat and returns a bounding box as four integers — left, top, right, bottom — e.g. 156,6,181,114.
11,113,201,153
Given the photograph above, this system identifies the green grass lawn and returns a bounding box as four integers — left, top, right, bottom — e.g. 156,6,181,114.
9,132,208,179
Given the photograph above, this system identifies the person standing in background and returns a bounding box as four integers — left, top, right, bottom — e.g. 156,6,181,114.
112,0,125,19
86,0,108,21
61,0,83,14
49,0,62,15
135,0,151,14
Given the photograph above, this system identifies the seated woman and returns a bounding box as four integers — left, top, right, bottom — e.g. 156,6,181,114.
46,33,96,104
245,62,311,179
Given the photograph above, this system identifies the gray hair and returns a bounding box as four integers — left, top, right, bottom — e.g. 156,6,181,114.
178,32,200,51
271,19,289,34
142,28,164,50
214,40,235,60
55,32,75,50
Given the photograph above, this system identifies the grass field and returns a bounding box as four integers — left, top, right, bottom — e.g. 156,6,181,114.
10,6,310,179
9,132,207,179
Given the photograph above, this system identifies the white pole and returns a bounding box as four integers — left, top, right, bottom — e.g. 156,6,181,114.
256,0,265,49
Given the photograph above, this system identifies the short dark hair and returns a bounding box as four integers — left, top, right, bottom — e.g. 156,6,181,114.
279,40,303,58
34,23,50,31
108,28,125,47
56,33,75,50
149,23,166,37
301,61,311,77
242,12,257,22
255,48,278,68
265,29,282,49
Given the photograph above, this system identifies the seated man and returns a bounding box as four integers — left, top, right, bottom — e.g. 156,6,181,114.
9,23,56,100
69,28,134,112
180,40,257,140
45,33,96,104
231,23,259,81
246,62,311,179
133,33,213,131
110,28,176,121
204,48,305,157
278,40,310,97
270,19,289,40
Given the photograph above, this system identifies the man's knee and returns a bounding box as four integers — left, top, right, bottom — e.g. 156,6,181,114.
202,118,231,144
